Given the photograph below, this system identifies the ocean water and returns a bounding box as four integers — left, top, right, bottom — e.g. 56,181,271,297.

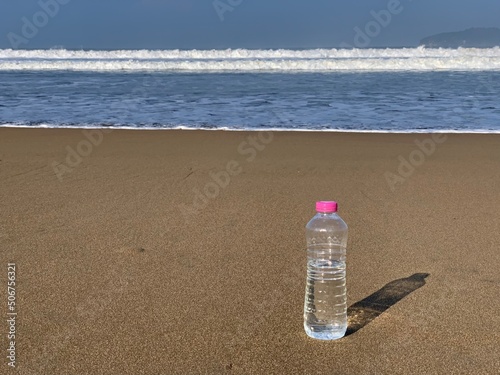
1,47,499,133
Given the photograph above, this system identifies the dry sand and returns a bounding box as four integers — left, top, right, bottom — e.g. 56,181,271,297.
1,128,499,374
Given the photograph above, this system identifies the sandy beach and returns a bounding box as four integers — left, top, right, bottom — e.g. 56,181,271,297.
1,128,499,374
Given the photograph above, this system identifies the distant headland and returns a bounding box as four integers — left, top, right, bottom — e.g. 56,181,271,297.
420,27,500,48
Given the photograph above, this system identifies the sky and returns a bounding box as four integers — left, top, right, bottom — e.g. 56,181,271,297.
0,0,499,50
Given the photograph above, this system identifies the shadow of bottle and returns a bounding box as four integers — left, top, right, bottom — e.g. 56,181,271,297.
346,273,430,336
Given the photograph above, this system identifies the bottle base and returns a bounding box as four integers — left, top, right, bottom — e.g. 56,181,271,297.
304,324,346,341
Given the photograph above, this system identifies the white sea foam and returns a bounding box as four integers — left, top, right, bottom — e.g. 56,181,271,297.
1,47,500,72
2,123,500,134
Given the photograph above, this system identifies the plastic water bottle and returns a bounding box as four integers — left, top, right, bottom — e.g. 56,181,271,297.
304,201,348,340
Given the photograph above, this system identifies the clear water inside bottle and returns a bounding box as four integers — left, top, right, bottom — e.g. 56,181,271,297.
304,246,347,340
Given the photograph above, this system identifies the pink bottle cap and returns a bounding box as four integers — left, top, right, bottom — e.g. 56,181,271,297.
316,201,338,213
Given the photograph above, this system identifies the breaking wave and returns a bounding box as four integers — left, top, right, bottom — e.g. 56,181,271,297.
1,47,500,72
